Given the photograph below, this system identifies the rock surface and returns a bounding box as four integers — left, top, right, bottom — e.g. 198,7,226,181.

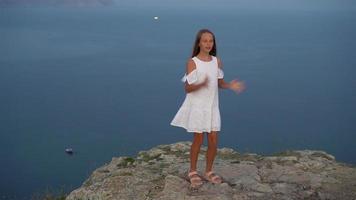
66,141,356,200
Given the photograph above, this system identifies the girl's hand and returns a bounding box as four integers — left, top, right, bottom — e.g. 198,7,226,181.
200,76,209,87
229,79,245,94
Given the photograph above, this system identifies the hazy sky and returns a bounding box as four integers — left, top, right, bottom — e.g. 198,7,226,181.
0,0,355,11
130,0,356,10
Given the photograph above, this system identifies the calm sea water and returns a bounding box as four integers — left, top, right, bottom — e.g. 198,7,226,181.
0,5,355,199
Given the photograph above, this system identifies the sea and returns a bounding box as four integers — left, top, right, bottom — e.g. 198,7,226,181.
0,4,355,199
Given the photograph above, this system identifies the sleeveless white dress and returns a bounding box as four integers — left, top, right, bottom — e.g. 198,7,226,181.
170,55,224,133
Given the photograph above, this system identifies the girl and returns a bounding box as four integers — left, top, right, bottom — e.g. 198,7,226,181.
170,29,246,188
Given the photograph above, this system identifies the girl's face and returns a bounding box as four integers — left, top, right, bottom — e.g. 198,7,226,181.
199,32,214,53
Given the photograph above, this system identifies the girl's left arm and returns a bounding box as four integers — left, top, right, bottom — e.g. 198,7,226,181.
218,79,231,89
217,57,230,89
217,57,246,93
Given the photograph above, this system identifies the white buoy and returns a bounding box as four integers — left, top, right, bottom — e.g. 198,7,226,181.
154,16,159,20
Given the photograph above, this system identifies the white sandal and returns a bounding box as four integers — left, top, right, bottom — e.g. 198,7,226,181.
204,171,222,184
188,171,203,187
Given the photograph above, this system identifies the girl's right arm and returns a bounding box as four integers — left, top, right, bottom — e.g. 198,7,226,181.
184,59,208,93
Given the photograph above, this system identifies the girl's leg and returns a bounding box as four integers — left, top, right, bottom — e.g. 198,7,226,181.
190,132,204,172
205,131,218,172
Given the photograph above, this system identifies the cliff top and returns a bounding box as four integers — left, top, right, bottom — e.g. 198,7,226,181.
66,141,356,200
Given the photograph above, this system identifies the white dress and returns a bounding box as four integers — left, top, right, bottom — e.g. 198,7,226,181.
170,55,224,133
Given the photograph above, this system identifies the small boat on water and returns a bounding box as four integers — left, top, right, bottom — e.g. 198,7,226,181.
65,148,74,155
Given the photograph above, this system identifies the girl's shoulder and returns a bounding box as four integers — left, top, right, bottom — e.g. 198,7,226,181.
187,57,197,66
190,56,198,62
213,55,220,61
214,56,222,68
186,57,197,73
208,56,221,68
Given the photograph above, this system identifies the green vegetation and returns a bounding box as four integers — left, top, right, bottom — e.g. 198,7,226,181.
117,157,136,168
139,152,162,162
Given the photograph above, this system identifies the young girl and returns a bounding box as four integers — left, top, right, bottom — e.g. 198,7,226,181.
170,29,245,188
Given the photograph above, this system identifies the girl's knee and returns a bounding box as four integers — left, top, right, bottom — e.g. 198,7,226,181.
207,132,218,147
193,132,204,145
207,132,217,140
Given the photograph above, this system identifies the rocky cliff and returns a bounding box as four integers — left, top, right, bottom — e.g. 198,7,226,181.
66,141,356,200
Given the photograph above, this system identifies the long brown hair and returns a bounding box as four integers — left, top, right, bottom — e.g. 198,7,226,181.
191,29,217,58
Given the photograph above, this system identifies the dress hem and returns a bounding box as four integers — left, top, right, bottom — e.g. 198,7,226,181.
170,123,220,133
